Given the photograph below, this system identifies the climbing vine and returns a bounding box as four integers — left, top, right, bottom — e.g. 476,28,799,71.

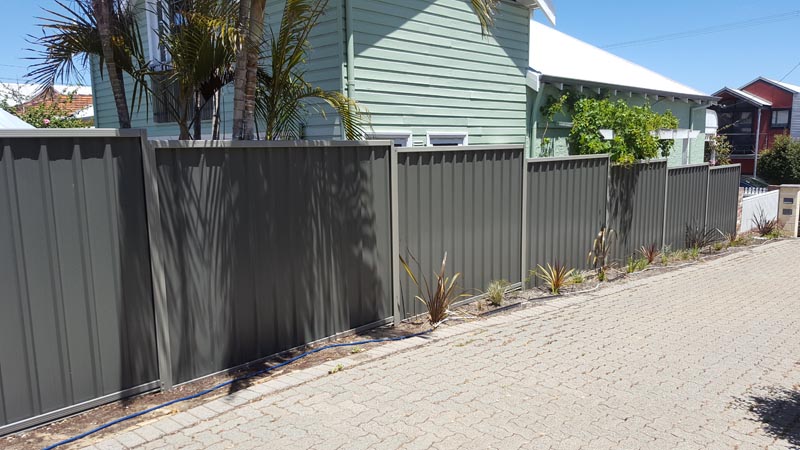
568,98,679,165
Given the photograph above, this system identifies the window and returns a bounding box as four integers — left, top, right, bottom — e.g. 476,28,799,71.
365,131,412,147
426,131,468,147
150,74,214,124
771,109,790,128
145,0,182,67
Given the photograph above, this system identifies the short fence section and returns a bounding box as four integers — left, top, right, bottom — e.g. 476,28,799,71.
397,146,523,318
608,161,668,263
0,131,158,435
152,141,394,384
741,190,779,233
665,164,710,249
707,165,742,237
0,129,743,435
526,156,609,280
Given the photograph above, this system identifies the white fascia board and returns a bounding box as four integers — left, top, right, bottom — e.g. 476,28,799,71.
516,0,556,24
526,69,542,91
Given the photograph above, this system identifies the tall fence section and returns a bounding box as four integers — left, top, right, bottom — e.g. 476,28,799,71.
0,131,741,435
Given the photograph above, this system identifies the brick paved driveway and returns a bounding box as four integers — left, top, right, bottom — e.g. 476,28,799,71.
86,241,800,449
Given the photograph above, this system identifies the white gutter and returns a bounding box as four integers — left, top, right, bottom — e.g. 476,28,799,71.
754,108,762,179
345,0,355,100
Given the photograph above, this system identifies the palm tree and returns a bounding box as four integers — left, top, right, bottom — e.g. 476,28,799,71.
27,0,149,128
152,0,241,139
255,0,364,140
231,0,501,140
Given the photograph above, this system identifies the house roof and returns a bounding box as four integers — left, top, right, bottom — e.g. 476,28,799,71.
712,87,772,107
518,0,555,25
0,83,92,106
741,76,800,94
0,109,34,129
528,21,714,102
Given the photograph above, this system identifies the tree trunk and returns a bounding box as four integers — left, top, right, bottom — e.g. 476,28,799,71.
93,0,131,128
211,90,221,140
232,0,265,140
231,0,252,140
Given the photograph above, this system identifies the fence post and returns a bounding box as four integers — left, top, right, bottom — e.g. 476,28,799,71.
704,165,711,231
520,157,529,289
390,146,401,326
662,167,670,249
140,134,173,390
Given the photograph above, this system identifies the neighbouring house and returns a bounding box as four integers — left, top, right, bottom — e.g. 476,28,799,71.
526,21,717,166
710,77,800,176
91,0,556,144
0,83,94,124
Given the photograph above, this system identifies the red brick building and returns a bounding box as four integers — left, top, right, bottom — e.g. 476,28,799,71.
711,77,800,176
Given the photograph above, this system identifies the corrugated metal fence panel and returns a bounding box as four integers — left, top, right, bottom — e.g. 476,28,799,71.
665,164,710,249
0,135,157,433
155,143,393,383
526,156,609,279
706,165,742,237
608,161,667,263
397,147,523,319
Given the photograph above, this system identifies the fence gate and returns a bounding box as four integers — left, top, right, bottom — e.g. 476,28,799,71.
0,130,159,435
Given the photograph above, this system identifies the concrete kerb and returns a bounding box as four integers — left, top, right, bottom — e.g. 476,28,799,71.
74,240,793,449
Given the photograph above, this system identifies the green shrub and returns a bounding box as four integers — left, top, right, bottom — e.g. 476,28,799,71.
571,272,585,285
569,98,679,164
758,135,800,184
485,280,510,306
626,257,648,273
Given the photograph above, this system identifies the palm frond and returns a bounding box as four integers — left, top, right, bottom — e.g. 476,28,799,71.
256,0,367,140
470,0,500,36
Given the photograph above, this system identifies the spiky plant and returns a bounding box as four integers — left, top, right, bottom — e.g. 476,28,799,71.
400,252,466,326
588,226,615,275
685,223,722,249
534,263,575,295
752,209,780,237
484,279,510,306
639,243,660,265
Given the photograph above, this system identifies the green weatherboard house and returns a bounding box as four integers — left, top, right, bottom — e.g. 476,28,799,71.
526,21,718,165
91,0,557,144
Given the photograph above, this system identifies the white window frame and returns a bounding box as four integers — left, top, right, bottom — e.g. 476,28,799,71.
144,0,173,67
365,130,413,147
426,130,468,147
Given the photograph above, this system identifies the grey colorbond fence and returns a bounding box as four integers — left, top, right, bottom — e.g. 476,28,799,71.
0,131,158,435
608,161,668,263
396,146,523,318
525,156,609,281
150,141,394,384
706,165,742,237
0,129,743,436
664,164,710,249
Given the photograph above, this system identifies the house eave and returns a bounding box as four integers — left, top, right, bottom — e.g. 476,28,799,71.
538,74,718,105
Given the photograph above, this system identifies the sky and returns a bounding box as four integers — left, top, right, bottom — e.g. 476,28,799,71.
1,0,799,94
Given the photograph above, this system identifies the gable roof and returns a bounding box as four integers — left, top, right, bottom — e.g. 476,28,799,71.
741,76,800,94
528,21,714,102
0,109,34,129
712,87,772,107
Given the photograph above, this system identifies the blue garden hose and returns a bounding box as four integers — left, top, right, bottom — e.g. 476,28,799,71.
43,329,433,450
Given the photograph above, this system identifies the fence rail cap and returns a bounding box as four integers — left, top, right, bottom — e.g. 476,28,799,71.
668,162,710,170
397,144,524,154
526,153,610,164
709,163,742,170
0,128,147,138
148,139,393,149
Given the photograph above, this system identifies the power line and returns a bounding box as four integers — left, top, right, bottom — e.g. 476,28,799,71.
780,60,800,81
603,10,800,49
